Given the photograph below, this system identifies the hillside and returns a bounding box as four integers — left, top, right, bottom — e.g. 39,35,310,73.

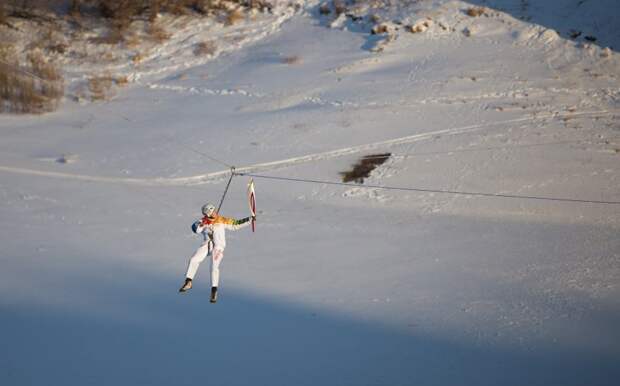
1,1,619,385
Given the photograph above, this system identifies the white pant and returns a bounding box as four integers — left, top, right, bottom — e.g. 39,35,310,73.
185,241,225,287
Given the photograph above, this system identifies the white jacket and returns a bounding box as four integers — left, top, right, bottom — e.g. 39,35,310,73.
194,214,251,250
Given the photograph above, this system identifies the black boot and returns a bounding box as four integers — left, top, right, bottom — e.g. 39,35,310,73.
210,286,218,303
179,278,192,293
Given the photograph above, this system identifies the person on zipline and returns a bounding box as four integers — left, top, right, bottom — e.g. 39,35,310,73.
179,203,254,303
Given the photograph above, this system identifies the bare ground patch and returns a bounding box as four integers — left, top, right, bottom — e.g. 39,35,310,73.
340,153,391,183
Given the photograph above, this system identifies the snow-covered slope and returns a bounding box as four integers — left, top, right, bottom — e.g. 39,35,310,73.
1,1,619,385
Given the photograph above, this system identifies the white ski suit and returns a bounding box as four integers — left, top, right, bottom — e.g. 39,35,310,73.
185,214,251,287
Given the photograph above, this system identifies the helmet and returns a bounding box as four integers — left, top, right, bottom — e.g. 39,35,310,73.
202,203,216,217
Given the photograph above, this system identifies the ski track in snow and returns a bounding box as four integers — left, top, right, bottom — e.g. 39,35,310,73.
146,83,266,98
196,78,617,112
149,84,616,110
0,110,615,187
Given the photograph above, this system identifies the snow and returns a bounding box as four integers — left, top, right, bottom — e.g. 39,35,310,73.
1,1,619,385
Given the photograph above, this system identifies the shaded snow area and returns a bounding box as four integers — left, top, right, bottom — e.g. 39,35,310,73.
1,1,619,385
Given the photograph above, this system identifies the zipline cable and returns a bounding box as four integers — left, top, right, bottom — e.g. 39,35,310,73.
173,139,234,169
217,167,236,212
171,140,238,210
235,172,620,205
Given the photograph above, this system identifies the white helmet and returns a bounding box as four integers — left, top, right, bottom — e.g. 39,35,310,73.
202,203,216,216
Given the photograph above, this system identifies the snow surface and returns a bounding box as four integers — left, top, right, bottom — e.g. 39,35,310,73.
1,1,619,385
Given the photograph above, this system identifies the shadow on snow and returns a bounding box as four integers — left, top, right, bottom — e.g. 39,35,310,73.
1,263,618,386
